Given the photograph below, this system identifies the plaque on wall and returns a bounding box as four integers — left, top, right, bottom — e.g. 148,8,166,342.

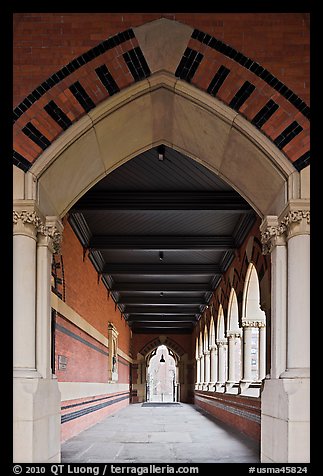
58,355,67,370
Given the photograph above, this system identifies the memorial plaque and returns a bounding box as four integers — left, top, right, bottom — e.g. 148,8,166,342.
58,355,67,370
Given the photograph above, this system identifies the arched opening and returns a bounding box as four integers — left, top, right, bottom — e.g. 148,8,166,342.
241,263,266,391
146,345,177,403
226,289,242,392
216,304,227,392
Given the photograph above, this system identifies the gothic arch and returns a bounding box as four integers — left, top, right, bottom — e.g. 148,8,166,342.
216,304,226,340
242,263,266,322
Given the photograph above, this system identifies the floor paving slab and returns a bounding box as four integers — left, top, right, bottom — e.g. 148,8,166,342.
61,403,259,463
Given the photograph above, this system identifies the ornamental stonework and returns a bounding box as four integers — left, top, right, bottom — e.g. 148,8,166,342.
261,209,310,254
13,210,63,253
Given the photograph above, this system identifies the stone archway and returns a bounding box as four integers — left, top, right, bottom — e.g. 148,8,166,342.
133,336,188,405
13,18,310,463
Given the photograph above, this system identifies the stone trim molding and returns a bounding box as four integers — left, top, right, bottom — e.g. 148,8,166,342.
260,200,310,254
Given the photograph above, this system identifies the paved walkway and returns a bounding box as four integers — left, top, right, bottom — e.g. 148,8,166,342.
61,403,259,463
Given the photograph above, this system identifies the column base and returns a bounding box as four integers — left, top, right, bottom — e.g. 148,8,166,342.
215,382,225,393
202,383,209,391
239,380,261,397
13,374,61,463
261,377,310,463
207,382,216,392
225,381,239,394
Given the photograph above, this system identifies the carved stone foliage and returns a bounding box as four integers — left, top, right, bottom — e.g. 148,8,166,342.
261,209,310,254
13,209,62,253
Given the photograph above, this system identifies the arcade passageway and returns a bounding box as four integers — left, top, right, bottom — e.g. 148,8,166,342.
61,403,259,463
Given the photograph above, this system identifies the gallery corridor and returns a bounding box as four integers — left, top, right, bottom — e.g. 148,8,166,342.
61,403,259,463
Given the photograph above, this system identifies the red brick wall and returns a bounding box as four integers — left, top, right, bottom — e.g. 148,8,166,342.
13,13,309,107
55,313,108,383
195,391,260,443
61,392,129,442
61,217,132,355
117,355,130,384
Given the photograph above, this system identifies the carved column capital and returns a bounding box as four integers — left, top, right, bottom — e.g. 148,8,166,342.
261,201,310,254
37,217,63,254
242,320,266,328
227,330,242,339
13,201,63,253
216,339,227,347
13,200,44,239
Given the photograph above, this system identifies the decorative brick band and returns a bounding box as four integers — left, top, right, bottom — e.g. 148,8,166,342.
13,23,309,172
195,393,260,424
61,392,129,423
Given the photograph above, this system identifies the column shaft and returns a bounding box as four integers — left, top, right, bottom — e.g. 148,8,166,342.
210,347,218,383
36,238,53,379
13,228,37,371
258,325,266,380
270,243,287,378
228,336,236,382
204,351,210,385
286,234,310,373
242,326,253,381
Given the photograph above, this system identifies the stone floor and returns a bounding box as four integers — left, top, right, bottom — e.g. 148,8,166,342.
61,403,260,463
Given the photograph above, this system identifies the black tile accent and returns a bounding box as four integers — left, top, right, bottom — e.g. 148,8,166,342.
44,100,72,130
251,99,279,129
62,391,129,410
61,394,129,424
229,81,256,111
207,65,230,96
13,150,32,172
273,121,303,150
69,81,95,113
95,64,120,96
191,29,310,119
13,29,135,123
22,122,51,150
175,47,204,82
293,150,310,171
123,46,151,82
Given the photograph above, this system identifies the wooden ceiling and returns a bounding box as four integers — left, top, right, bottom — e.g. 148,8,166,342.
69,146,256,333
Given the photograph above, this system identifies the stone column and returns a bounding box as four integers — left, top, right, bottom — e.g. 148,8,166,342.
13,201,62,463
13,204,40,374
199,352,204,389
241,323,253,383
195,357,200,388
36,217,63,379
226,331,241,392
209,345,218,390
284,214,310,377
203,350,210,390
216,339,227,392
258,323,266,381
260,201,310,463
260,215,287,379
